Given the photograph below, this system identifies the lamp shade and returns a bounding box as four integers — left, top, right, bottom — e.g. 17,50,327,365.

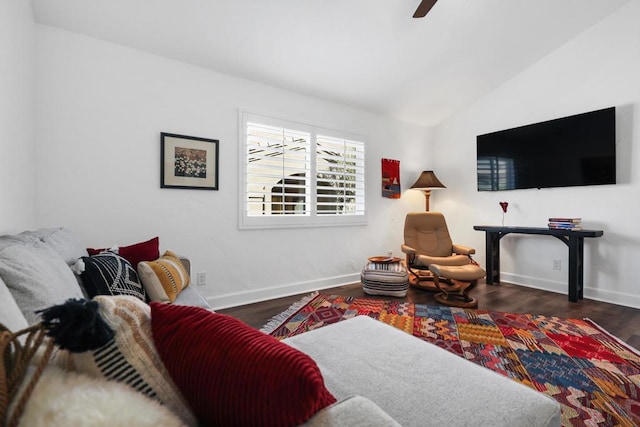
409,171,446,190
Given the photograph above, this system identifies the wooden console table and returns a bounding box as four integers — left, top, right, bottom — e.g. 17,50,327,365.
473,226,604,302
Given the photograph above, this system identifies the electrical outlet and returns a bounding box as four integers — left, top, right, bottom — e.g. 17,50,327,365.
197,272,206,286
552,259,561,271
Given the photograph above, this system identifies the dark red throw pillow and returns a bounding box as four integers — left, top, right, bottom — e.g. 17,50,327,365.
87,236,159,269
150,303,336,427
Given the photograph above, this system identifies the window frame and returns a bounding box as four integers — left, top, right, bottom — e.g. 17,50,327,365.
239,110,367,230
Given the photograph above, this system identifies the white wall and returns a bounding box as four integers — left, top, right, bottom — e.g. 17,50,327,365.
433,1,640,308
34,25,432,308
0,0,35,233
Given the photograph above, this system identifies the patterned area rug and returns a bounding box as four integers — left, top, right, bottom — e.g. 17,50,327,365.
262,293,640,427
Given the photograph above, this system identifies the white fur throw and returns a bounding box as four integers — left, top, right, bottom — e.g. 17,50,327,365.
19,365,186,427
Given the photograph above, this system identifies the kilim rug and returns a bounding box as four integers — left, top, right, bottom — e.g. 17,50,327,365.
261,293,640,427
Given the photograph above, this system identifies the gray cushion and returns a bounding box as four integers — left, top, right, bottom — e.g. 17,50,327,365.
0,275,29,331
303,395,400,427
37,227,90,294
284,316,561,427
0,227,88,265
173,285,212,309
0,231,38,251
0,241,83,324
39,227,89,265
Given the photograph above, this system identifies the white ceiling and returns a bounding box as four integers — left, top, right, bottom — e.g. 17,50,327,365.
30,0,629,127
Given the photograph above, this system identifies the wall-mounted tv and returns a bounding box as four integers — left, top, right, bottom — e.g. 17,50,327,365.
476,107,616,191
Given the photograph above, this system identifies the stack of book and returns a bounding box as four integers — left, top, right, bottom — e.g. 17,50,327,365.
548,217,582,231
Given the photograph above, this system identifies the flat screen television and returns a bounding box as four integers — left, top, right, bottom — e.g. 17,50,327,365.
476,107,616,191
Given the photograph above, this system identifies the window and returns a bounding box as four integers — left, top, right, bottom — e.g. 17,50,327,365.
240,112,366,229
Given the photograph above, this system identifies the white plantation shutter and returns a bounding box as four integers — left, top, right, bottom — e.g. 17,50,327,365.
246,122,311,216
240,112,366,229
316,135,365,215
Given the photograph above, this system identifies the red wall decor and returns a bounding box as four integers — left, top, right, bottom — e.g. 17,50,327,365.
382,159,401,199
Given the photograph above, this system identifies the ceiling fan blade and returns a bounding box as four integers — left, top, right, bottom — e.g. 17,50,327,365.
413,0,437,18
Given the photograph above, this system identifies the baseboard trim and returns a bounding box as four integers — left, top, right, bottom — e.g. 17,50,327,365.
208,272,361,310
500,273,640,310
209,272,640,311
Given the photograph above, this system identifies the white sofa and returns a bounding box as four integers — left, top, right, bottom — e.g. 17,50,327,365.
0,227,561,426
288,316,561,426
0,227,210,331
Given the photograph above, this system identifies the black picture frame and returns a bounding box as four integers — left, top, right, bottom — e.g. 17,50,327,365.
161,132,219,190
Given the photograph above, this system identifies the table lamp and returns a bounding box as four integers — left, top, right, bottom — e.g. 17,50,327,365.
409,171,445,211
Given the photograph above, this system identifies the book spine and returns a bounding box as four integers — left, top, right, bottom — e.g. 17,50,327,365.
548,224,582,230
549,228,583,231
548,222,580,228
548,217,581,223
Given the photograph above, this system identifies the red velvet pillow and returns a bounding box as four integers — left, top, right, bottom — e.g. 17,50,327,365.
150,303,336,427
87,237,159,269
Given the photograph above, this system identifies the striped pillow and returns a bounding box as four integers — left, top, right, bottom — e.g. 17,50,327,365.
137,250,190,303
54,296,197,426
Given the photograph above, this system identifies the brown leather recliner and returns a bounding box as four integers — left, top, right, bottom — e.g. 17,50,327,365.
401,212,486,307
401,212,476,289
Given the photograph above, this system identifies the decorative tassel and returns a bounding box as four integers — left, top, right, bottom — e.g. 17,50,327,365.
70,258,85,275
37,299,114,353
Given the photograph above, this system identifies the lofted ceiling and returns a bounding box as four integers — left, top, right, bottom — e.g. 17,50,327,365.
30,0,629,127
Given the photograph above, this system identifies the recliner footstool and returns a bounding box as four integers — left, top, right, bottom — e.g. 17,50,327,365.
428,263,486,308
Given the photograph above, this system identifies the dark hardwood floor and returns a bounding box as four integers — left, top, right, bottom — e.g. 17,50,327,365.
218,280,640,349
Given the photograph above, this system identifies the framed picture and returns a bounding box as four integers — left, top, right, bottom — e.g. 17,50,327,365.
161,132,219,190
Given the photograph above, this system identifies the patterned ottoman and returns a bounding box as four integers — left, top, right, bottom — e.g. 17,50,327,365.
360,258,409,297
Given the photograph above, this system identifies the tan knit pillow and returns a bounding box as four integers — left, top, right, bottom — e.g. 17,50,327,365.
137,250,190,303
52,295,197,426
